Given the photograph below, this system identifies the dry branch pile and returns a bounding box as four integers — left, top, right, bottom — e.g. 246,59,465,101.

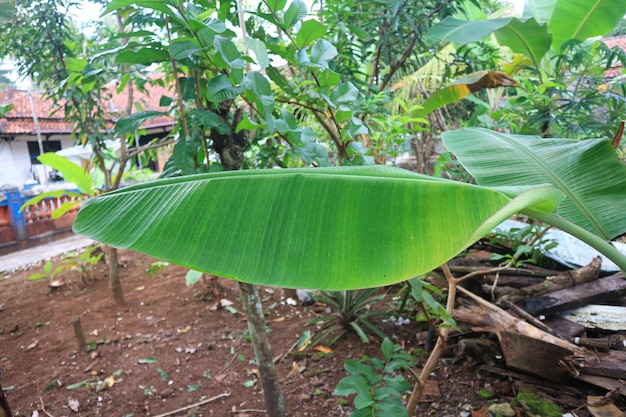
425,255,626,417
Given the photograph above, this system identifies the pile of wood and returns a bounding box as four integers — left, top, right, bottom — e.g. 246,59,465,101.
450,256,626,416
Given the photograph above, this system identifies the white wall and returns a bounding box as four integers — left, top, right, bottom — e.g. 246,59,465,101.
0,140,30,187
0,137,77,188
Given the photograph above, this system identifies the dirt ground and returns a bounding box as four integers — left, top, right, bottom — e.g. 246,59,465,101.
0,248,596,417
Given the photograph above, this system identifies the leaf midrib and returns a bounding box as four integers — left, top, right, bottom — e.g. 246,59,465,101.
479,130,605,238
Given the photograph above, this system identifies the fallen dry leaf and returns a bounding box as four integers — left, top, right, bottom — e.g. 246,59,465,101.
105,375,115,388
286,362,300,378
312,345,331,354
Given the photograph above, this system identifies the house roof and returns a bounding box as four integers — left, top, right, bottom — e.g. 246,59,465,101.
0,75,175,137
601,35,626,78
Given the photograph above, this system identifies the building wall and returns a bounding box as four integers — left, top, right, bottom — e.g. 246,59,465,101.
0,137,75,188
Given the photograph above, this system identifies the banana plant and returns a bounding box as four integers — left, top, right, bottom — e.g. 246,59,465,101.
73,127,626,416
73,128,626,289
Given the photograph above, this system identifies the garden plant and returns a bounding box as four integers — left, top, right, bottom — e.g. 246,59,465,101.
3,0,626,416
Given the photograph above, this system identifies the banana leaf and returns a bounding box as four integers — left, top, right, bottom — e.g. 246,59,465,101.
73,165,562,290
442,128,626,241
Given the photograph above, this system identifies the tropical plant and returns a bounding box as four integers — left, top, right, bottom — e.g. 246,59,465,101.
334,338,414,417
488,223,558,268
145,261,170,279
61,244,104,284
307,289,390,346
28,260,66,285
425,0,626,138
20,153,96,218
73,127,626,414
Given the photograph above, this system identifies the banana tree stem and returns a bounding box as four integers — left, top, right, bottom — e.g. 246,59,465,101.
524,209,626,274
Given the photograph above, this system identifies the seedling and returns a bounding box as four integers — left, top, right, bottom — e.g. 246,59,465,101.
28,260,66,286
62,245,103,284
146,261,169,279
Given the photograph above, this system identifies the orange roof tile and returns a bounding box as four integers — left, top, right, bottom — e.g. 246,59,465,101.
0,75,175,137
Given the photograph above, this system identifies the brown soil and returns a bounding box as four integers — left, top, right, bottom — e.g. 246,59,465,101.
0,249,587,417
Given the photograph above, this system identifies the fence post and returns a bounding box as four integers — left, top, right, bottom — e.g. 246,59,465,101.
4,187,28,242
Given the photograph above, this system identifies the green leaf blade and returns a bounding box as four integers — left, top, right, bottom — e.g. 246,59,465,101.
550,0,626,50
494,18,551,69
425,17,511,44
442,128,626,240
296,20,327,47
73,166,551,290
37,153,93,195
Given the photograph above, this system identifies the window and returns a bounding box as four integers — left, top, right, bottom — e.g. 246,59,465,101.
27,140,62,164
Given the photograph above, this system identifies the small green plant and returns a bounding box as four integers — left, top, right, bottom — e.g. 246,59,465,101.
145,261,170,279
62,245,103,284
335,338,413,417
409,278,456,330
488,223,558,268
307,289,391,346
28,260,66,284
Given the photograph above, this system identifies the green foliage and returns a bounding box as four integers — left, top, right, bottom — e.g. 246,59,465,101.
488,223,557,267
334,338,413,417
185,269,203,286
28,260,66,283
20,153,95,218
307,289,390,346
424,0,626,140
62,245,104,284
145,261,169,279
409,278,456,329
73,165,565,290
442,129,626,241
0,0,14,23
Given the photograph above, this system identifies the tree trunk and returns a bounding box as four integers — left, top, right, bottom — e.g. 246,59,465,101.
239,282,284,417
211,100,284,416
107,246,124,305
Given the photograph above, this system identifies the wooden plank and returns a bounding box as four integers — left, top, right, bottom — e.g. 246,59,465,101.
523,274,626,315
543,316,586,339
587,396,625,417
576,374,626,396
562,305,626,331
499,331,576,383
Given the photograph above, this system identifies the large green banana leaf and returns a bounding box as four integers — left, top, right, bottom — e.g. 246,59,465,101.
73,166,562,290
427,0,626,69
550,0,626,50
442,128,626,241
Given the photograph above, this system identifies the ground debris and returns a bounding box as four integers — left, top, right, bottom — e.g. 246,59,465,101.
449,256,626,415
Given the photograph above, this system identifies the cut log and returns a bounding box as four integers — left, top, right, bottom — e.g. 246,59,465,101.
523,273,626,315
582,349,626,379
498,331,579,382
502,257,602,304
480,365,584,395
